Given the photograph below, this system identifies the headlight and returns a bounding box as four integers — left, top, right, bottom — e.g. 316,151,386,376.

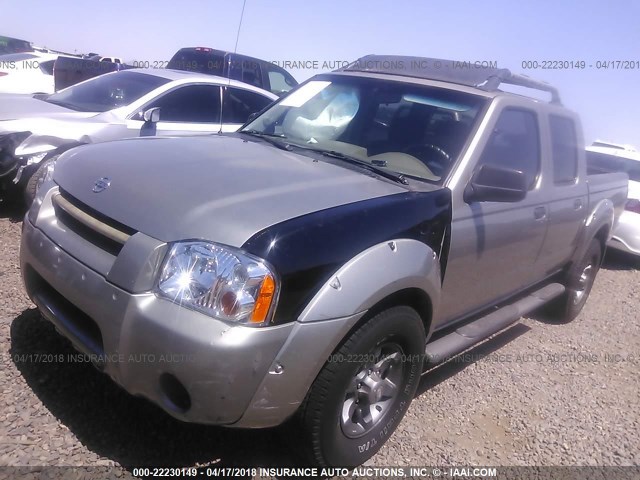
27,155,58,224
39,155,58,187
25,151,50,166
157,242,279,326
0,131,31,177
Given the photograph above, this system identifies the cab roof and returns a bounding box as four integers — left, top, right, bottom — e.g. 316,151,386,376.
336,55,562,105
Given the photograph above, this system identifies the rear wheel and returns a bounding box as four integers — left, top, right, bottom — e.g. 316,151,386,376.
299,306,425,466
546,239,603,323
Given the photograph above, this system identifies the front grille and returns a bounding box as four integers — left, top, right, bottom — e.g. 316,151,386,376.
53,189,137,256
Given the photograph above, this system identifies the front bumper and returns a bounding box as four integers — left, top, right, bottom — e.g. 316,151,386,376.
20,218,296,425
608,210,640,256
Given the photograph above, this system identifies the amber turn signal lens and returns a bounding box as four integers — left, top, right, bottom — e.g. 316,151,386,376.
250,274,276,323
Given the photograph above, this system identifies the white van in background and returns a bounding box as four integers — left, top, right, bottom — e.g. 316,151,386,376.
587,142,640,256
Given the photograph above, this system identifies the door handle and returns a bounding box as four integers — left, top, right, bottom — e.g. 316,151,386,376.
574,199,583,210
534,206,547,220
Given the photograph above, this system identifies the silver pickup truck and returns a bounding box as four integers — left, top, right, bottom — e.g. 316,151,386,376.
20,56,627,467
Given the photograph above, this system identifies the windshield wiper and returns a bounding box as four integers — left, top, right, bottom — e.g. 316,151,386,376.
319,150,409,185
240,130,292,151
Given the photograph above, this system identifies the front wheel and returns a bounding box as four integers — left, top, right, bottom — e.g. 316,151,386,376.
299,306,425,466
546,239,603,323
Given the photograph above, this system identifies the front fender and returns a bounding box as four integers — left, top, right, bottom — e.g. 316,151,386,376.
234,239,441,428
299,238,441,323
11,141,87,186
0,131,31,178
14,134,79,157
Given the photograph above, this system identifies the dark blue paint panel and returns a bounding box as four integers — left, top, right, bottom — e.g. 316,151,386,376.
242,189,452,324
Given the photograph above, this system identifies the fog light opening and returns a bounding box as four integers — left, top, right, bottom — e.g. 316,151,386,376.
159,373,191,413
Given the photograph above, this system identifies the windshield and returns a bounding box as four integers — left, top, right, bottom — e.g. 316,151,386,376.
587,151,640,182
44,71,171,112
242,74,486,183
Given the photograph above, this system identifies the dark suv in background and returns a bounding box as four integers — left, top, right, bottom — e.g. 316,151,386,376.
167,47,298,96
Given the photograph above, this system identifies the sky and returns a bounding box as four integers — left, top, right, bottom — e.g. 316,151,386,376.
2,0,639,145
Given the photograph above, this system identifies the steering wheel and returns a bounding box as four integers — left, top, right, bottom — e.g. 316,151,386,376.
403,144,452,177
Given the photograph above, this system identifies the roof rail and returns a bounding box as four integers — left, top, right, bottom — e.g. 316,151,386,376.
337,55,562,105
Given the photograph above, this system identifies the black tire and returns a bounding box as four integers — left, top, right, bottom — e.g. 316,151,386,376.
23,154,58,207
546,239,603,323
299,306,425,467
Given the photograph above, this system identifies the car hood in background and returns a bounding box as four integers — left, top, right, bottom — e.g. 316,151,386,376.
0,98,115,155
54,135,411,247
0,93,99,121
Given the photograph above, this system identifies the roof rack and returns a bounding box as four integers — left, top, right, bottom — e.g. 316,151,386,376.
337,55,562,105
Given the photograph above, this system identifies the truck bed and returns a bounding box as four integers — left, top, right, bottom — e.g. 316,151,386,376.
587,171,628,233
53,57,132,91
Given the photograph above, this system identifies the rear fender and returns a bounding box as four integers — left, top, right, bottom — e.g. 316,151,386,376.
572,198,614,265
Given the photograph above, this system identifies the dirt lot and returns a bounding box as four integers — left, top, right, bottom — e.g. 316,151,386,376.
0,202,638,476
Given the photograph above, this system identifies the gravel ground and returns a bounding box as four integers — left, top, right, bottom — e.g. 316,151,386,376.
0,201,638,477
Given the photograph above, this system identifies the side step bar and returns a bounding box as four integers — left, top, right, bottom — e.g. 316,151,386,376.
424,283,565,366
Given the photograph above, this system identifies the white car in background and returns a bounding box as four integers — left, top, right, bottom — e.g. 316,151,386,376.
87,55,123,64
0,68,278,204
0,52,76,94
587,142,640,256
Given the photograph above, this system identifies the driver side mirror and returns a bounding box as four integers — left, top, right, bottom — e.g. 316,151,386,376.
464,164,528,203
143,107,161,123
140,107,161,137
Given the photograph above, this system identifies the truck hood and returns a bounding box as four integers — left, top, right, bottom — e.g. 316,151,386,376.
54,135,409,247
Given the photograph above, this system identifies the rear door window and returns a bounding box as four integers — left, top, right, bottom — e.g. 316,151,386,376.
549,115,579,184
222,87,272,124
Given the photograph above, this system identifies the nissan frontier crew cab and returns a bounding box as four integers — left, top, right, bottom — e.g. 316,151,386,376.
20,56,628,467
